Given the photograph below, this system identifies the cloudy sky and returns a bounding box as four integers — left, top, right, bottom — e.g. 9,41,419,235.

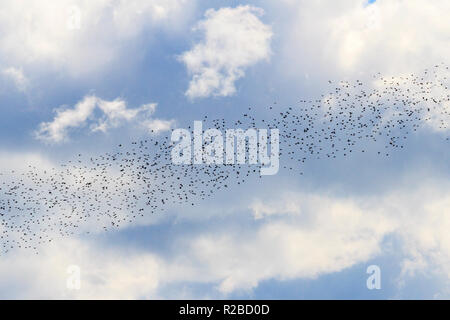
0,0,449,299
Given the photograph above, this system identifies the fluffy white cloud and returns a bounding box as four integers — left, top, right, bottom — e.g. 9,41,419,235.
0,0,194,76
140,118,175,134
36,96,97,143
0,170,449,298
92,100,156,133
35,95,173,143
275,0,450,79
180,5,272,99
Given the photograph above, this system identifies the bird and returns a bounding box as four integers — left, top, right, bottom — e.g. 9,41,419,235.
0,64,448,253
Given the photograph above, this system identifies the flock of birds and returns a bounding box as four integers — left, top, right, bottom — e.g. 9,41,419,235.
0,65,449,253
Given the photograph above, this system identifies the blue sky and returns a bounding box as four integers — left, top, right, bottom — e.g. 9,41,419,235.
0,0,449,299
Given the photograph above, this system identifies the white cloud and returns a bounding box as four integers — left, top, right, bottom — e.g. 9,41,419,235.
140,118,175,134
187,182,450,295
275,0,450,79
0,0,195,76
35,95,173,143
0,198,390,298
196,193,396,293
180,5,272,99
1,170,449,298
36,96,97,143
92,99,156,133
